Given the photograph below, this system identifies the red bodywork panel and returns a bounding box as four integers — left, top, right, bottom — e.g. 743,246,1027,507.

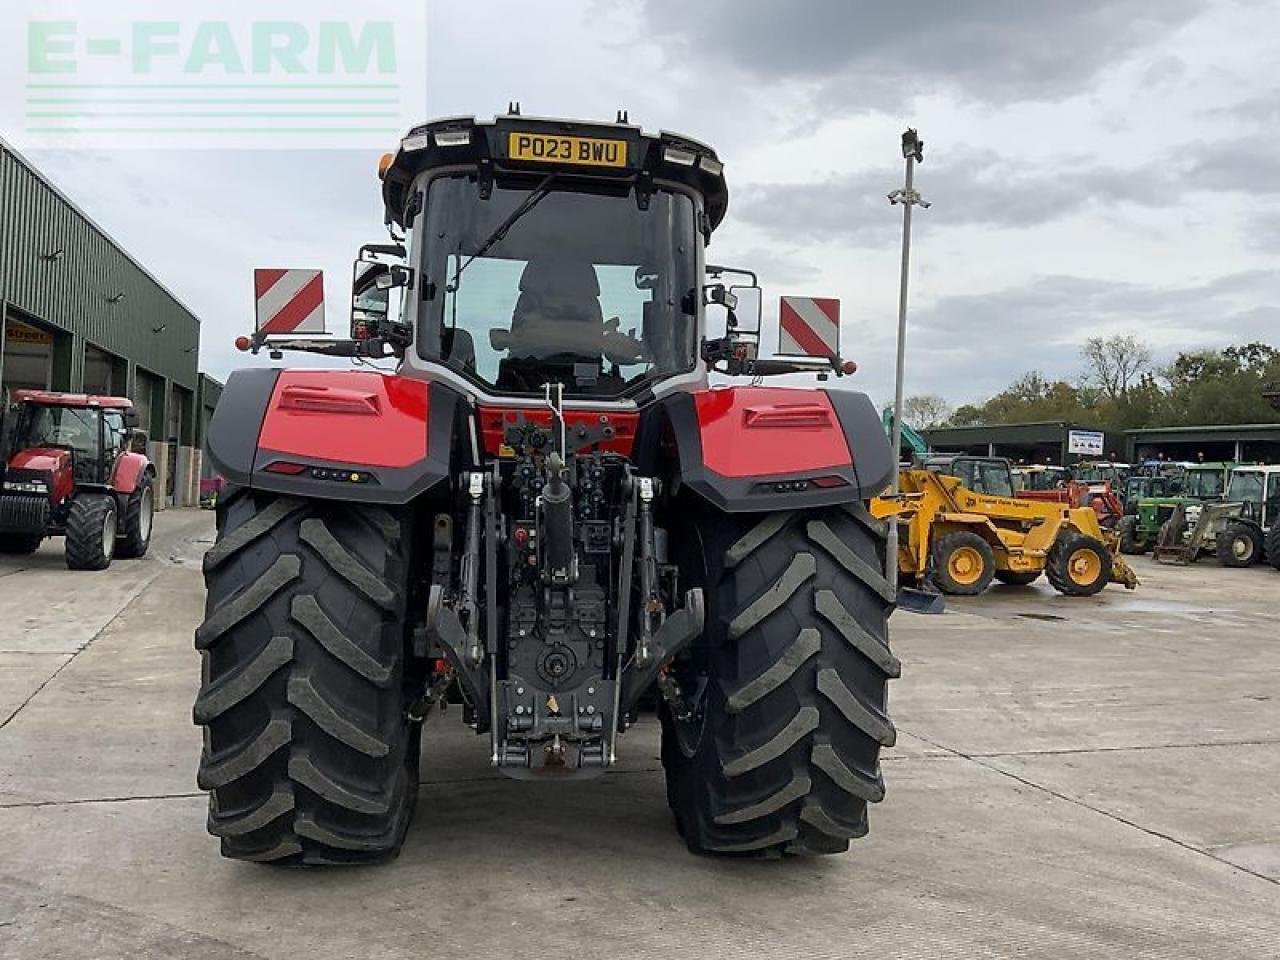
7,447,75,505
257,370,430,468
110,452,151,494
477,406,639,457
13,390,133,410
693,387,851,477
1018,483,1123,525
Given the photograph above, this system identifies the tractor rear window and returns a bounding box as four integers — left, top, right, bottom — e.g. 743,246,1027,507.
417,176,698,397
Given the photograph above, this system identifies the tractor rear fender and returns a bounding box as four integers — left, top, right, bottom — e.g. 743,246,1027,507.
639,386,893,512
205,368,463,505
110,451,152,494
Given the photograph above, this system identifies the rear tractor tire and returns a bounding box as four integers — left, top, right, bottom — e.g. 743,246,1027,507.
660,503,899,857
930,531,995,595
1266,524,1280,570
116,472,155,559
1045,532,1110,597
64,495,117,571
1117,515,1147,555
193,489,420,865
1216,521,1261,568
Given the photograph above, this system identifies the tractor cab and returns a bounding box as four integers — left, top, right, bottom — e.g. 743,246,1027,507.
1076,460,1131,488
363,114,843,398
1183,462,1233,501
1225,466,1280,531
921,455,1016,497
1013,464,1072,492
0,391,154,569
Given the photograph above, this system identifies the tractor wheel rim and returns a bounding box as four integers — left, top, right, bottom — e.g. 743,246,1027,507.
1232,536,1251,559
1068,548,1101,583
102,509,117,560
139,488,154,541
948,546,984,585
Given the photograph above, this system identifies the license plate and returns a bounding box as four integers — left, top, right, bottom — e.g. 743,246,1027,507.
507,132,628,168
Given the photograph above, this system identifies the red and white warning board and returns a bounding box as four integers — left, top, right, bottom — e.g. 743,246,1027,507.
778,296,840,358
254,269,326,335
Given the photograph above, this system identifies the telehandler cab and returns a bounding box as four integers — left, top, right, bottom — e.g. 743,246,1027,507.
196,112,899,864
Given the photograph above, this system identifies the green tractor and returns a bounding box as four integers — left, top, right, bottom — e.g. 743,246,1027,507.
1117,462,1233,556
1151,464,1279,567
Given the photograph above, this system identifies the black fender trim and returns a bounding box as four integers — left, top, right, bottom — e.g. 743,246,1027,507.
205,368,279,488
206,371,464,506
638,390,893,513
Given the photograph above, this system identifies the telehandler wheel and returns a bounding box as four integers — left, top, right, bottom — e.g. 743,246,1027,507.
1216,521,1261,568
930,531,995,595
994,569,1040,586
1266,524,1280,570
660,503,898,857
1117,516,1147,555
193,488,420,865
0,534,42,555
116,472,155,559
1045,533,1110,596
65,495,117,571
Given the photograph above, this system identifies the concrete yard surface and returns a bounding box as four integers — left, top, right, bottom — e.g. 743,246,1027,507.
1,510,1278,959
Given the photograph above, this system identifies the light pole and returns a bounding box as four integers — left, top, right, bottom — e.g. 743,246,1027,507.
885,128,930,595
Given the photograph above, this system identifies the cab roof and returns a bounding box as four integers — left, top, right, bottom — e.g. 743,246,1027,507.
380,113,729,233
13,390,133,410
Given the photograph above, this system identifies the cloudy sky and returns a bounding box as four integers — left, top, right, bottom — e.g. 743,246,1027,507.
18,0,1280,408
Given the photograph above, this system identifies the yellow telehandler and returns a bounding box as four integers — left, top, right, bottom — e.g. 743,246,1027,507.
871,458,1139,597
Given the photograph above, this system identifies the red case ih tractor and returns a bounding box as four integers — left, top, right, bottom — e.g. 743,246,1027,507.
0,391,155,569
195,113,900,863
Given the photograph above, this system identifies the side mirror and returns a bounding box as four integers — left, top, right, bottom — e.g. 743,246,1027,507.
123,408,139,429
704,284,738,311
351,258,391,339
375,265,413,291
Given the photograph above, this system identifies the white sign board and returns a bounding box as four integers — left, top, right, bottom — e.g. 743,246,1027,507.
1067,429,1105,456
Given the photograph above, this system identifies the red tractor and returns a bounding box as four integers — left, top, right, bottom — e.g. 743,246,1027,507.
195,112,899,864
0,391,155,569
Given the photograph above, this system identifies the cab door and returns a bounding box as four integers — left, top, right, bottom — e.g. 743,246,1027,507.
1265,473,1280,530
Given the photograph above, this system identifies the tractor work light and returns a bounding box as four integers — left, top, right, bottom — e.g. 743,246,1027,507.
698,156,724,177
3,480,48,494
401,133,432,152
663,146,698,167
433,129,472,148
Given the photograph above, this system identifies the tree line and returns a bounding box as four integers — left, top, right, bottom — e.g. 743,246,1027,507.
902,337,1280,432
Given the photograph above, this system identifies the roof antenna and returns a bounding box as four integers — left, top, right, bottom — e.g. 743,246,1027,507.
616,109,629,124
507,101,521,116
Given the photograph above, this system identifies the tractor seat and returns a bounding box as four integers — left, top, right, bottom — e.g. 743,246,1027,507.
506,258,603,359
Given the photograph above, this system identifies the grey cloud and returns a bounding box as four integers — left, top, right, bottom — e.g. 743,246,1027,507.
887,271,1280,404
1226,88,1280,126
734,149,1177,246
1177,139,1280,195
1141,56,1187,88
641,0,1203,108
1245,211,1280,251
